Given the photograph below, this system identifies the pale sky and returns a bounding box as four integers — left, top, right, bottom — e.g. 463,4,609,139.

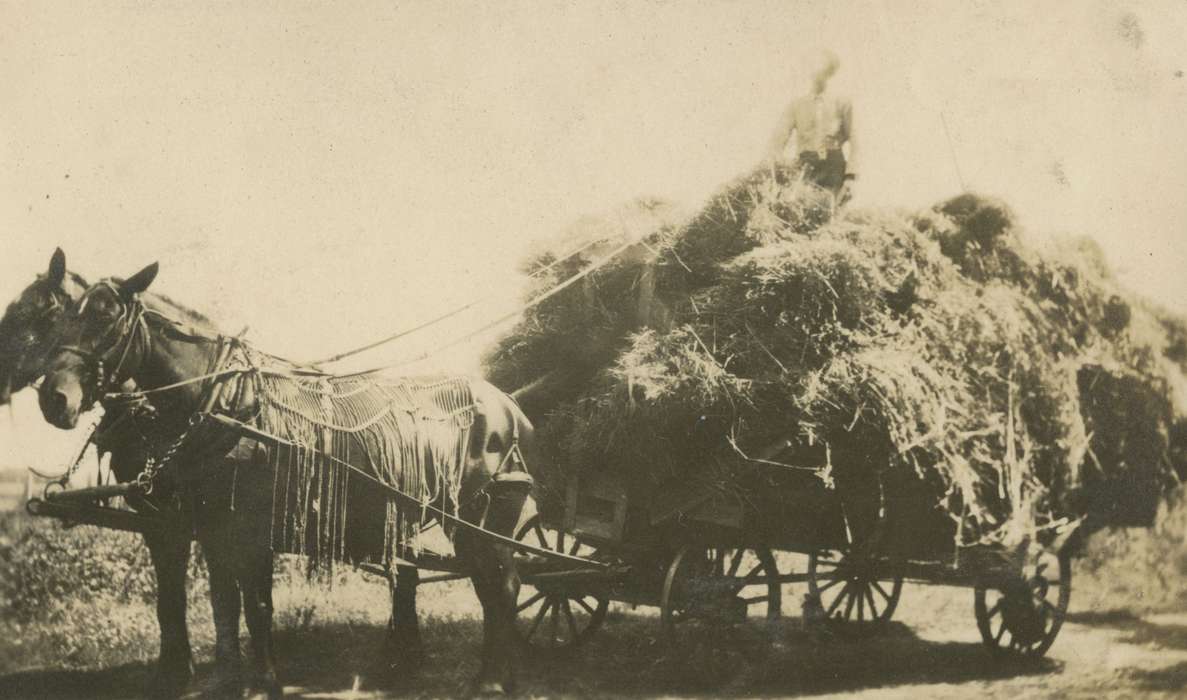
2,0,1186,472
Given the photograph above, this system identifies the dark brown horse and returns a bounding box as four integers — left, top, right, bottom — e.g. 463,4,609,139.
38,262,533,697
0,250,197,698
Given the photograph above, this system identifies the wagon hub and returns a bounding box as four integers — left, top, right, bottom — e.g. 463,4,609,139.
999,577,1050,647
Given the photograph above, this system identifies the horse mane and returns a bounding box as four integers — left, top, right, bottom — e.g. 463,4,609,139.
64,270,89,291
105,276,217,331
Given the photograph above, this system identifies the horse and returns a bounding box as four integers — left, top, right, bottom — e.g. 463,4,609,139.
0,249,198,698
38,262,534,698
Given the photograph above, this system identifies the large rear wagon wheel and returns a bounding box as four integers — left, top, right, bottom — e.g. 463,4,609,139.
974,546,1071,658
659,545,781,650
513,515,609,652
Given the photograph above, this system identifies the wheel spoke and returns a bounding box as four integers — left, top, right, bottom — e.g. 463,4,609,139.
857,587,865,621
526,600,551,639
843,586,857,620
994,620,1007,645
569,538,581,555
826,582,852,616
871,579,892,601
986,598,1004,620
517,590,545,613
533,524,547,548
814,561,841,576
575,596,597,615
549,600,560,646
727,550,743,577
741,564,764,583
818,576,846,593
556,530,565,554
562,599,579,640
864,586,880,620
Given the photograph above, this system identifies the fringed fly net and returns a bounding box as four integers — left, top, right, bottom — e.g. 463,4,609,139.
242,363,476,567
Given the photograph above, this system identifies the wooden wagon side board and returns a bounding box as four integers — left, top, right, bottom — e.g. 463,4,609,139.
564,471,629,542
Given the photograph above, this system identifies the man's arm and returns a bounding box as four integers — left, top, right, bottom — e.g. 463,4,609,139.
841,99,856,177
767,102,798,162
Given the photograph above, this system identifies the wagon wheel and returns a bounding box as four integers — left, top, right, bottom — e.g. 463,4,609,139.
974,546,1071,658
807,547,904,633
660,545,781,649
513,515,609,652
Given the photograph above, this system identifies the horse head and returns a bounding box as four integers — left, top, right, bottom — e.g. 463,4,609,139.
39,262,159,429
0,248,87,405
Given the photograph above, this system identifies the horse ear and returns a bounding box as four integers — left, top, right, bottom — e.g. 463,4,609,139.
120,262,159,298
47,247,66,286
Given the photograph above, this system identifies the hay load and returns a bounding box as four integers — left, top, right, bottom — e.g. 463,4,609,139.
484,163,1187,548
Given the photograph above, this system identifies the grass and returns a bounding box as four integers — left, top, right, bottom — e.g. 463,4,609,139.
2,494,1186,698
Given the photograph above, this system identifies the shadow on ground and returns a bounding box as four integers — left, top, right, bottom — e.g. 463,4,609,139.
0,662,154,700
1067,609,1187,651
0,611,1059,699
1067,609,1187,693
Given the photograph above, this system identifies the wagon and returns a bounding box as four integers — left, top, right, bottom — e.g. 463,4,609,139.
504,464,1077,659
27,419,1077,662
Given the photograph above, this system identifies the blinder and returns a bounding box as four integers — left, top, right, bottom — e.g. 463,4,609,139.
52,281,151,403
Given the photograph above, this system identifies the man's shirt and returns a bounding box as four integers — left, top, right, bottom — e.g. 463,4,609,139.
770,93,856,174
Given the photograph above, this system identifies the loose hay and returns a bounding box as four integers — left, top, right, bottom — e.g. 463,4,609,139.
486,163,1187,551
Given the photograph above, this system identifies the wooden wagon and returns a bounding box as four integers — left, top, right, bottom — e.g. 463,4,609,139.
510,464,1076,660
27,427,1076,662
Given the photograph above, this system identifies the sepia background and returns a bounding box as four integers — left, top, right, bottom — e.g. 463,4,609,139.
2,2,1187,697
3,0,1186,471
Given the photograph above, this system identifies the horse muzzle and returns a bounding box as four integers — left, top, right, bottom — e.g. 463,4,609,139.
39,371,83,429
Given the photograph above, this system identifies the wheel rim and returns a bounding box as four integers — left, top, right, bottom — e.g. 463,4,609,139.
975,548,1071,657
660,545,781,648
514,516,609,650
807,549,903,631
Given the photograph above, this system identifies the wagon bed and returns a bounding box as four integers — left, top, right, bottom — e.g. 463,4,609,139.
511,466,1076,659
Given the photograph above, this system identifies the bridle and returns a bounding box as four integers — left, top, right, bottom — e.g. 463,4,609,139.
53,281,151,401
1,282,75,388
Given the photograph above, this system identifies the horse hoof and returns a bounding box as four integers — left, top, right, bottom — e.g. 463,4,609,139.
243,675,283,700
471,681,509,697
208,679,244,700
146,663,194,699
367,654,424,686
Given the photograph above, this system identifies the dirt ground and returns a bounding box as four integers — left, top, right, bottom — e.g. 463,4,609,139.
3,555,1185,700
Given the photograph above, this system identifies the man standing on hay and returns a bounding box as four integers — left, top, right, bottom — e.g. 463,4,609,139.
767,50,856,206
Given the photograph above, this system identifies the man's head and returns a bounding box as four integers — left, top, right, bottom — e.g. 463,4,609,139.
810,50,840,96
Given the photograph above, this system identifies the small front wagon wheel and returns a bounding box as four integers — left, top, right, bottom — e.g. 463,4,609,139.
975,546,1071,658
513,515,609,652
808,548,904,634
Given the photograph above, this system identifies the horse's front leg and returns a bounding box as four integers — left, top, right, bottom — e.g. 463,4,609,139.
143,530,194,699
239,543,281,700
458,533,521,696
456,489,522,699
381,564,424,677
198,527,244,699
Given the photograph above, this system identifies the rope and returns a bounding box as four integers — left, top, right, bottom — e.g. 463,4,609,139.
104,368,244,401
97,233,638,400
305,235,609,366
940,111,968,192
340,235,644,377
